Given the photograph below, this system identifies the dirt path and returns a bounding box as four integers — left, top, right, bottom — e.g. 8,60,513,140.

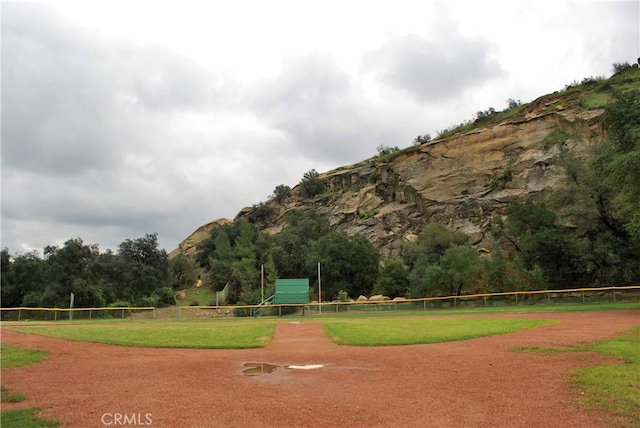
1,311,638,427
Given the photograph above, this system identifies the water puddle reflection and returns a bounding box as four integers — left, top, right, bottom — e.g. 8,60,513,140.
242,362,279,376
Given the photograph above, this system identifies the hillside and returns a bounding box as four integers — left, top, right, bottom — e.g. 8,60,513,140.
171,67,640,258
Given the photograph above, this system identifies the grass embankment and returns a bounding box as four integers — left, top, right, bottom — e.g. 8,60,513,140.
323,317,555,346
8,321,275,349
1,343,59,427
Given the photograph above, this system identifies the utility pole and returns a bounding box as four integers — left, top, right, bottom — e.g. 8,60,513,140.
317,262,322,314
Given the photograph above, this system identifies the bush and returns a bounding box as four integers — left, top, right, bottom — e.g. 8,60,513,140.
154,287,176,307
300,170,326,198
413,134,431,145
273,184,292,203
612,62,631,75
376,144,400,156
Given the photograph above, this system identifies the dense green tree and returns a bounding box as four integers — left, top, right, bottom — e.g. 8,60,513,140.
273,184,292,203
403,222,468,267
169,252,199,290
404,222,470,297
300,169,326,198
422,245,482,296
271,210,331,278
247,202,275,224
374,256,409,298
115,233,170,304
482,249,546,293
492,201,585,286
599,90,640,240
1,249,46,308
308,231,379,300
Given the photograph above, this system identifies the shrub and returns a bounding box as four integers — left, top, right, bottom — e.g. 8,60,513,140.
413,134,432,145
273,184,291,203
300,169,326,198
376,144,400,156
612,61,631,75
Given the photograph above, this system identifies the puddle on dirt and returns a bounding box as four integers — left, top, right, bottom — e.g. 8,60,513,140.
242,363,280,376
242,363,325,375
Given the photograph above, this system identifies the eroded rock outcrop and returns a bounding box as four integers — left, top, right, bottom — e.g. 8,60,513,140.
171,89,607,258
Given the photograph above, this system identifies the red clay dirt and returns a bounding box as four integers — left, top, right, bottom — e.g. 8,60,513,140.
1,310,639,427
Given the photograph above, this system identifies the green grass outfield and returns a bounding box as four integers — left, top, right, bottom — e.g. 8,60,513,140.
3,302,638,349
5,321,276,349
324,318,556,346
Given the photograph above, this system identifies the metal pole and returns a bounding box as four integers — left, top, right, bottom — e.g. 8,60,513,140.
261,264,264,303
69,292,75,321
318,262,322,315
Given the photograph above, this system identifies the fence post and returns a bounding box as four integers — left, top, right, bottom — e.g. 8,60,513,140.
89,309,92,320
613,289,616,303
122,309,125,319
515,294,518,305
582,291,585,304
18,309,21,321
153,308,156,320
547,292,551,304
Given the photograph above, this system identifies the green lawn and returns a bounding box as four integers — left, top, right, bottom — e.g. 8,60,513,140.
0,408,60,428
1,343,50,368
307,302,640,319
8,321,276,349
571,326,640,427
1,344,59,427
323,317,555,346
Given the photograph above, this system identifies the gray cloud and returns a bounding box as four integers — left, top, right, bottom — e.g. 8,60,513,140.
1,4,228,252
250,52,424,165
363,8,504,102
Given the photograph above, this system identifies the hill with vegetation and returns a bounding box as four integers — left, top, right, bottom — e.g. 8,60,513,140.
2,64,638,310
175,64,640,303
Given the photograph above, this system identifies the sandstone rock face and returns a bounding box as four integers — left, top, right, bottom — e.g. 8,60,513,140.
172,90,606,258
168,218,231,259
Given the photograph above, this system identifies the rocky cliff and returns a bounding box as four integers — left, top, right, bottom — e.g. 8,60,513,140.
171,70,638,258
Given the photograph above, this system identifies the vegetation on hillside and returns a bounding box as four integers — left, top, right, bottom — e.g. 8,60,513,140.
2,67,638,309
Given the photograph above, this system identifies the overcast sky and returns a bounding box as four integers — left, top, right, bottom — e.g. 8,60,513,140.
2,0,639,255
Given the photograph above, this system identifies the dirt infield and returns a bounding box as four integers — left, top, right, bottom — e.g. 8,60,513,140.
1,310,638,427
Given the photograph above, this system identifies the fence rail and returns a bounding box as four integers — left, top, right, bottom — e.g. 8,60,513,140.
0,306,156,321
1,286,638,321
177,285,640,318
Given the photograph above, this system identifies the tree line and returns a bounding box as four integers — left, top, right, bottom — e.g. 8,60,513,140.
1,233,198,309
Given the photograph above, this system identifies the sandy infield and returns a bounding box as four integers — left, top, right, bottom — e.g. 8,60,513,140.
1,310,638,427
